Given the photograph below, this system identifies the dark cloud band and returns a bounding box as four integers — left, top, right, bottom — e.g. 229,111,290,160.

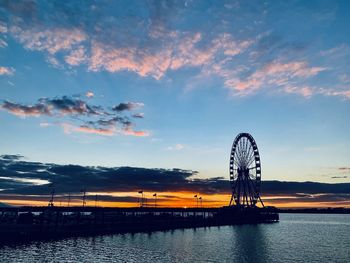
0,155,349,201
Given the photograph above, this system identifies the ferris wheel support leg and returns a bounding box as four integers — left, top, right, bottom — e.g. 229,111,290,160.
229,195,234,206
258,196,265,208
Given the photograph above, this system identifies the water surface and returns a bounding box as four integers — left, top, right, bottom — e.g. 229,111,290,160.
0,213,349,263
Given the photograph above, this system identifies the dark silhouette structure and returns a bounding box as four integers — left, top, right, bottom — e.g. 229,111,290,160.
0,133,279,243
229,133,264,207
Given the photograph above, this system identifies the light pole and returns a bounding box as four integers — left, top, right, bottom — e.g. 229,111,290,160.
81,188,86,208
199,197,202,208
138,190,143,207
67,192,71,207
194,195,198,208
48,184,55,207
153,193,157,208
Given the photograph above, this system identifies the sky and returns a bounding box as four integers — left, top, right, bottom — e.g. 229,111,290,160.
0,0,349,208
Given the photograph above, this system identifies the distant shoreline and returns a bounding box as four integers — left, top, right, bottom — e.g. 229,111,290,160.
1,206,349,214
278,208,350,214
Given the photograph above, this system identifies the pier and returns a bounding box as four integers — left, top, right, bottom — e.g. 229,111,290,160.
0,206,279,242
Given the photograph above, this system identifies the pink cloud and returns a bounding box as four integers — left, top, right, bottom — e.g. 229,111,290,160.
122,129,150,137
88,32,251,80
61,123,149,137
85,91,94,98
11,26,86,55
65,46,87,66
76,126,115,136
61,123,115,136
0,66,15,75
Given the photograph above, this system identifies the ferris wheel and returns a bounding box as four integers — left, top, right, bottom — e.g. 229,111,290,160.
229,133,264,207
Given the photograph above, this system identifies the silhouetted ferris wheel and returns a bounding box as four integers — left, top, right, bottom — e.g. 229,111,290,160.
229,133,264,207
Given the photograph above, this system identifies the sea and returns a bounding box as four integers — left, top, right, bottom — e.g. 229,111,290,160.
0,213,349,263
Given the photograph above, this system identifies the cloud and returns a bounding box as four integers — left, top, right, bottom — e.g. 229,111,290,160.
167,144,185,151
132,113,144,118
85,91,94,98
64,46,87,66
87,32,252,80
0,154,24,160
1,100,50,117
320,44,350,57
0,66,15,75
0,96,101,117
0,39,7,48
318,89,350,99
122,129,150,137
0,96,148,137
0,156,349,200
223,60,326,96
112,102,144,112
0,23,7,33
61,122,148,137
10,26,87,55
338,167,350,171
61,123,115,136
3,2,253,81
2,0,348,101
284,85,314,98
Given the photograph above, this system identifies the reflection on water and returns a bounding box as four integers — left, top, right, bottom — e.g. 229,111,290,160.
0,214,349,263
230,225,269,263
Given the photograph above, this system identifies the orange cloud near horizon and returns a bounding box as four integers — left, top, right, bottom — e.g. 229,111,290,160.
1,191,349,209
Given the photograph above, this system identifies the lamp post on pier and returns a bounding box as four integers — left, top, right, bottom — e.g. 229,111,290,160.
48,184,55,207
81,188,86,208
138,190,143,207
153,193,157,208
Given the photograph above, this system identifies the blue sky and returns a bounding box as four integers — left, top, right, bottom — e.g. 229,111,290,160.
1,0,350,185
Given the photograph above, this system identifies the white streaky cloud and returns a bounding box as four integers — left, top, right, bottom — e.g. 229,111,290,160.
318,88,350,99
320,44,350,57
0,22,7,33
339,74,350,83
39,122,51,127
222,60,327,96
167,144,185,151
284,85,314,98
0,66,15,75
0,39,7,48
284,85,350,99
